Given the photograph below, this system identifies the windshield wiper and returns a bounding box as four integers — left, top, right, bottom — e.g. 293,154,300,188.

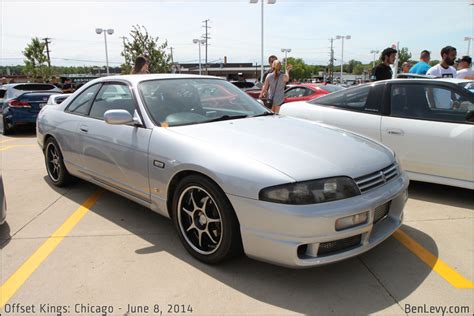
205,114,249,123
252,111,275,117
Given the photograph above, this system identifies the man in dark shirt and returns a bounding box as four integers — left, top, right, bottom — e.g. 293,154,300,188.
371,47,397,81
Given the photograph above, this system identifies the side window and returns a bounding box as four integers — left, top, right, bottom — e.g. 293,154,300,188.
303,88,315,97
314,85,373,112
66,84,101,115
390,84,473,123
285,88,300,98
89,84,135,120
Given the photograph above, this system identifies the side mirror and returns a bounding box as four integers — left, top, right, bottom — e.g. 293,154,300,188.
104,110,137,125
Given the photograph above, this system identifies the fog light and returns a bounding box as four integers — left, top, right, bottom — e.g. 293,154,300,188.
335,211,368,231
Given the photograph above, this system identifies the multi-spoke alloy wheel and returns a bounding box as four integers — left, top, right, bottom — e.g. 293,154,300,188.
46,142,61,182
44,138,75,187
178,186,222,255
172,175,242,264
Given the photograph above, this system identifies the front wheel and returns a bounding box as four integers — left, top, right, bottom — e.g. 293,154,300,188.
44,138,75,187
172,175,242,264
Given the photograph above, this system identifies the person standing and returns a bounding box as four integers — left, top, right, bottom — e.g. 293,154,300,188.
62,78,74,93
371,48,397,81
131,55,149,74
262,55,278,83
409,50,431,75
426,46,457,78
259,60,292,114
402,62,411,73
456,56,474,79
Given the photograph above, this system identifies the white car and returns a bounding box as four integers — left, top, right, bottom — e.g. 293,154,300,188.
280,79,474,190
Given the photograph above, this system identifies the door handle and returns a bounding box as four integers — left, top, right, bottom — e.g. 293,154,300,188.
386,129,404,135
79,125,88,133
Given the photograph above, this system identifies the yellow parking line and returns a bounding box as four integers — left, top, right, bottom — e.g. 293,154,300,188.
393,229,474,289
0,145,36,151
0,190,103,308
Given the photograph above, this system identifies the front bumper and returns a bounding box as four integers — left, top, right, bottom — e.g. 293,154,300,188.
228,172,409,268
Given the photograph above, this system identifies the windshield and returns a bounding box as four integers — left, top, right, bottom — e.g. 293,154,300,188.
321,84,345,93
139,78,269,126
458,81,474,94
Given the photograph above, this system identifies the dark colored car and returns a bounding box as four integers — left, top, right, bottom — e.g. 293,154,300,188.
283,83,345,104
0,83,62,134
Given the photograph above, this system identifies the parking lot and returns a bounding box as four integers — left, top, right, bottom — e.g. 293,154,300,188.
0,131,473,316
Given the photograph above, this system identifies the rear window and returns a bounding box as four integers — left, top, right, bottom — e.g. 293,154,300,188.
13,84,57,91
0,90,6,99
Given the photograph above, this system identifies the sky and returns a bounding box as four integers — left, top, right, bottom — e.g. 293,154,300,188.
1,0,473,68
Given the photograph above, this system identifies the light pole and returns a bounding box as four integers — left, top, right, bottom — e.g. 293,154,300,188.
95,28,114,76
250,0,276,82
193,39,205,75
465,37,474,55
335,35,351,83
281,48,291,69
370,50,379,68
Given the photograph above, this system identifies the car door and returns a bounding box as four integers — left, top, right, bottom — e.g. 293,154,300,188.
304,84,384,142
381,82,473,186
80,82,152,202
60,83,102,169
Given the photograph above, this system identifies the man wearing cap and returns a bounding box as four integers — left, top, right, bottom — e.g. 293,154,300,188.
371,48,397,81
456,56,474,79
409,50,431,75
426,46,457,78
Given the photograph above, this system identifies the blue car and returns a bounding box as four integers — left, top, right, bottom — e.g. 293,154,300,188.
0,83,62,134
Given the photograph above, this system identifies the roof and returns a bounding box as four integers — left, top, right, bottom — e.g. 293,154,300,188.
374,78,473,85
93,74,223,85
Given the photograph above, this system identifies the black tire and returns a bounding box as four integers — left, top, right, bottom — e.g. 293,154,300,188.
172,175,242,264
1,118,12,135
44,137,75,187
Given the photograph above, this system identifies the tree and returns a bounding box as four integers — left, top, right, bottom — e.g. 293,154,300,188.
346,59,362,74
430,60,439,66
285,57,321,81
22,37,51,80
398,47,412,65
121,25,171,74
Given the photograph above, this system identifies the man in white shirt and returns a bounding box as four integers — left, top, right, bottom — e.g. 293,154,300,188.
456,56,474,79
426,46,457,78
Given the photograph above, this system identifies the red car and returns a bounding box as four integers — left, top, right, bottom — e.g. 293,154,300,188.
283,83,344,103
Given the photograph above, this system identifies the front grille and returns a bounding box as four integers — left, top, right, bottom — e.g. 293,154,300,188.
318,235,362,256
355,163,399,193
374,201,391,223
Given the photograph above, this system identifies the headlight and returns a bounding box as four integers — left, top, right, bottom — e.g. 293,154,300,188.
259,177,360,205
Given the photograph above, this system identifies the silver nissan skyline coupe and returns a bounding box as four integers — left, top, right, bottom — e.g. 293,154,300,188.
37,74,409,268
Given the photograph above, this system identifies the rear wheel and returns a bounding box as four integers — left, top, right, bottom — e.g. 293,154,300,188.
172,175,242,264
44,138,75,187
1,118,12,135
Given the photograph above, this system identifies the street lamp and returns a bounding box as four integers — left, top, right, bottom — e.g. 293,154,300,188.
95,28,114,76
281,48,291,68
370,50,379,68
193,39,206,75
464,37,474,55
250,0,276,82
335,35,351,83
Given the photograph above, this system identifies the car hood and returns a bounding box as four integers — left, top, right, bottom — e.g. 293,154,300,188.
170,116,394,181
